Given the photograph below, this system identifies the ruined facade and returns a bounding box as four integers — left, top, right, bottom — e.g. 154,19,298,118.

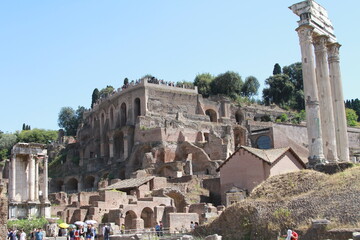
290,0,350,164
50,78,294,193
49,76,360,194
8,143,51,219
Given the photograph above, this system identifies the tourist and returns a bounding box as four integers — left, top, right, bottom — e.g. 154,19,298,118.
102,224,111,240
85,224,96,240
7,229,16,240
69,227,75,240
35,228,44,240
19,229,26,240
120,223,125,234
74,226,81,240
190,221,195,230
155,222,161,236
30,228,37,240
285,229,298,240
159,221,163,236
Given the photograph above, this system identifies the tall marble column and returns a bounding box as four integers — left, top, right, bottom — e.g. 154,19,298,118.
35,158,39,201
296,25,325,163
10,154,16,201
43,156,49,202
28,154,35,201
328,43,350,162
313,35,338,162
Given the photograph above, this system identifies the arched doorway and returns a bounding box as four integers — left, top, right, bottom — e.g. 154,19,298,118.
134,98,141,122
55,180,64,192
205,109,217,123
235,110,244,124
66,178,78,192
84,176,95,190
165,191,187,213
140,207,154,228
120,103,127,127
113,131,124,159
124,210,137,230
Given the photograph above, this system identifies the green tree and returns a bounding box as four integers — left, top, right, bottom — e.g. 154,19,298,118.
211,71,243,99
58,106,85,136
273,63,282,75
91,88,100,108
282,62,303,90
345,98,360,121
0,133,17,160
17,129,57,144
99,85,114,98
241,76,260,98
194,73,214,97
346,108,358,127
58,107,76,136
263,74,295,107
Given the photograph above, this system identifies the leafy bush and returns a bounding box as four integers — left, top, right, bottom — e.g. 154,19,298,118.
7,217,48,235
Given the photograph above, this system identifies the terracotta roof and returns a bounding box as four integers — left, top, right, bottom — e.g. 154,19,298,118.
104,176,154,190
241,146,290,164
217,145,306,171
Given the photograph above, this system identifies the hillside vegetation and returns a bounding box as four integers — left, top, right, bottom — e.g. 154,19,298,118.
196,166,360,240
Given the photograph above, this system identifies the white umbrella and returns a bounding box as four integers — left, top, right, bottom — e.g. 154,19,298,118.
85,220,97,225
74,221,86,226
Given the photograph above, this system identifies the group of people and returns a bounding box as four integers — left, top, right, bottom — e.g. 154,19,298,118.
59,224,97,240
8,228,44,240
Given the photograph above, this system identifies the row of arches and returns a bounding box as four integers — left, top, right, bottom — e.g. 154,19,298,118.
205,109,245,125
95,97,142,131
53,175,96,193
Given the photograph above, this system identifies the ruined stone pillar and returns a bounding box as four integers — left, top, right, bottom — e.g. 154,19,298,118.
313,35,338,162
296,26,325,164
123,135,129,159
328,43,350,162
35,158,39,201
28,154,35,201
132,218,144,230
9,154,16,201
109,138,114,158
43,156,49,202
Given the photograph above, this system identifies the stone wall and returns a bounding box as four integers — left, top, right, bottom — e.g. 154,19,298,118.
168,213,198,232
0,179,8,238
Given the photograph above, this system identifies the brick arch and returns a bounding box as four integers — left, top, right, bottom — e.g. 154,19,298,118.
83,175,96,190
140,207,154,228
65,177,79,192
108,104,116,129
124,210,137,230
120,102,127,127
133,97,141,122
205,109,218,122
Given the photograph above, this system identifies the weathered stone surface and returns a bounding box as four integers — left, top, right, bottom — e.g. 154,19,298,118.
205,234,222,240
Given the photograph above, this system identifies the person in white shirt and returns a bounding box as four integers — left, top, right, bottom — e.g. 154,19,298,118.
19,229,26,240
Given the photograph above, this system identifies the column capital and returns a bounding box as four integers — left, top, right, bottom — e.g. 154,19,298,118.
327,42,341,62
296,25,314,43
313,35,329,53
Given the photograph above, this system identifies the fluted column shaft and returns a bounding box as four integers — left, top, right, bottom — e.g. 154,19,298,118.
35,158,39,201
43,156,49,202
10,154,16,201
28,154,35,201
328,43,350,162
296,26,325,163
313,35,338,162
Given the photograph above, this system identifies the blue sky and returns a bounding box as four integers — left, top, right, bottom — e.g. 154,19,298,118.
1,1,359,133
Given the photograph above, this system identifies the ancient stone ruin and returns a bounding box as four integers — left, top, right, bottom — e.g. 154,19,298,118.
290,0,350,165
8,143,51,219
